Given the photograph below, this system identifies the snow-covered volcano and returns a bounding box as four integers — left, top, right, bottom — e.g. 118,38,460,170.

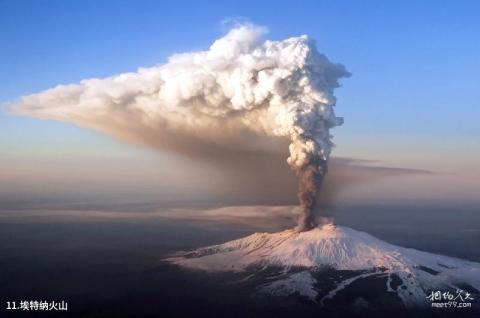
167,224,480,308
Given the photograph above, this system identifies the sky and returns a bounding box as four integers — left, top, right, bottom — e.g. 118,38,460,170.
1,0,479,207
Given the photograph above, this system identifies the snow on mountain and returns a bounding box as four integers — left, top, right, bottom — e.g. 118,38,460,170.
167,224,480,307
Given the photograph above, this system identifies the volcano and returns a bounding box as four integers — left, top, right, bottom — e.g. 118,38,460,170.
167,224,480,309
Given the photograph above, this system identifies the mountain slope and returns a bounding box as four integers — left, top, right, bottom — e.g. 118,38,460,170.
167,224,480,308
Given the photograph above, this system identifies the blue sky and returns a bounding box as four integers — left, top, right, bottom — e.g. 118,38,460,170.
2,0,479,136
1,1,479,204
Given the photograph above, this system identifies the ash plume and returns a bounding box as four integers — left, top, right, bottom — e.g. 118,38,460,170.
10,24,350,231
294,156,328,231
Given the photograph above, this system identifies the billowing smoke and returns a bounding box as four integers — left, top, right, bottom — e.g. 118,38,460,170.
11,24,350,231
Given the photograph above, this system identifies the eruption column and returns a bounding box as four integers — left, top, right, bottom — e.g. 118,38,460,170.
11,24,349,231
